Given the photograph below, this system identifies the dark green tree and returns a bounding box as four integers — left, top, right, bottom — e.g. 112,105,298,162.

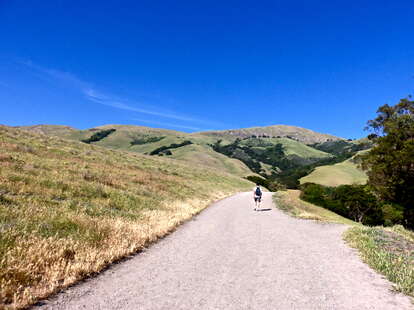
332,185,382,224
361,97,414,228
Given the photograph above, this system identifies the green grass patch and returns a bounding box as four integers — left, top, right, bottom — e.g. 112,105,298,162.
170,144,253,177
300,157,368,187
344,225,414,297
35,216,110,246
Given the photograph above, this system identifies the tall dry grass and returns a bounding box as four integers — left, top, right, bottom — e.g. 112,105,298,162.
0,126,252,309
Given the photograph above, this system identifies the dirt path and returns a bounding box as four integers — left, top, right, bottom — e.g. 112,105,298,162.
34,192,412,310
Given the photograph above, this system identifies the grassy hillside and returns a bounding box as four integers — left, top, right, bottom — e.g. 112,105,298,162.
198,124,342,144
212,136,333,178
19,125,250,176
299,156,368,187
169,144,253,176
309,138,372,155
17,124,77,136
0,126,252,309
238,137,332,159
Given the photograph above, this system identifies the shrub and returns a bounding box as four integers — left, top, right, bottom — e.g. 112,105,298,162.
332,185,383,225
82,129,116,144
149,140,192,155
245,175,284,191
300,183,328,207
130,136,165,146
382,203,405,226
300,183,384,225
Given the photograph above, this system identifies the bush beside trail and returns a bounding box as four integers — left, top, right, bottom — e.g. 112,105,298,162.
300,183,404,226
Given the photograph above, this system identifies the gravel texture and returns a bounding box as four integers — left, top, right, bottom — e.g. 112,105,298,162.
33,192,413,309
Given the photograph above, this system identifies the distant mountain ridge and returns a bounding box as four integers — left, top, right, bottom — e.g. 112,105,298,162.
18,124,343,144
17,124,76,136
198,125,342,144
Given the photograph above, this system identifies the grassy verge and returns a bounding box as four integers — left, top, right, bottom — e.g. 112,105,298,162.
0,126,252,309
272,190,355,225
344,225,414,297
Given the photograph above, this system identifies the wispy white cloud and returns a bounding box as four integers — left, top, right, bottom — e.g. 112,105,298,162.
132,118,201,130
84,89,199,122
18,60,89,90
17,60,219,127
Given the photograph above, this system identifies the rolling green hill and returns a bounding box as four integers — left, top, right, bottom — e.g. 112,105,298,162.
309,138,372,155
168,144,253,176
18,125,253,177
299,155,368,187
238,137,332,159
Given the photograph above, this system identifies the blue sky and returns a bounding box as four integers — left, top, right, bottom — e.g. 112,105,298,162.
1,1,413,138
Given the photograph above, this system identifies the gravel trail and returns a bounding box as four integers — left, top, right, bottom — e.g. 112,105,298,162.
34,192,412,310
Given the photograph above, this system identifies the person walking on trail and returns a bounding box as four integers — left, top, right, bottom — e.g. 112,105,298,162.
253,185,262,211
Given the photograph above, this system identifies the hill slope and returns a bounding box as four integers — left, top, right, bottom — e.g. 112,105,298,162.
309,138,372,155
238,137,332,159
0,125,252,309
18,125,253,177
16,124,77,136
211,136,333,177
299,155,368,186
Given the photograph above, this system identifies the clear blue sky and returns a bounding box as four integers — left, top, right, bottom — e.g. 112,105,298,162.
1,1,413,138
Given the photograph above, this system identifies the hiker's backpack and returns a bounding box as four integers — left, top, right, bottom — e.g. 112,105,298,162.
255,187,262,196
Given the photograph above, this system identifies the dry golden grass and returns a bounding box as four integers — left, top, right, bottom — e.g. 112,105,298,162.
0,126,252,309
